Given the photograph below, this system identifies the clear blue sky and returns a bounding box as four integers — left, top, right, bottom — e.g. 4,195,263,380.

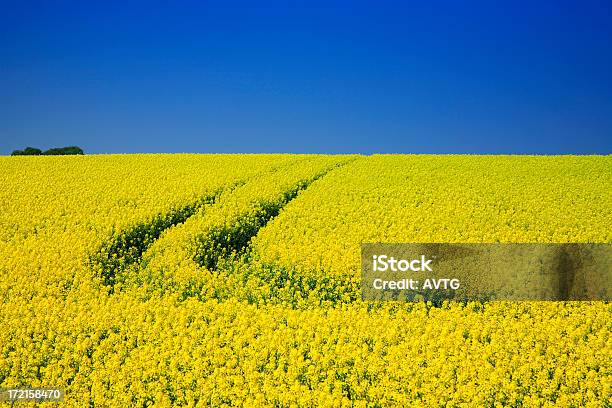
1,1,611,154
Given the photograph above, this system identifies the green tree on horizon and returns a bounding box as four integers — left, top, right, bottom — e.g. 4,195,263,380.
11,146,84,156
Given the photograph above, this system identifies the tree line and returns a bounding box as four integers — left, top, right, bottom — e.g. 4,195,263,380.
11,146,84,156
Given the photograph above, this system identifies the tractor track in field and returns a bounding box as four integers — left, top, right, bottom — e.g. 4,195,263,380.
90,157,356,292
192,164,338,272
89,185,228,289
180,158,361,306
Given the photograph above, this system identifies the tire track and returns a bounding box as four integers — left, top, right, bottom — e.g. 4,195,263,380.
193,175,322,271
174,158,360,304
90,186,227,289
91,157,358,297
90,158,314,290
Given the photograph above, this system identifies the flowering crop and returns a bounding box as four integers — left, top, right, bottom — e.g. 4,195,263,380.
0,154,296,300
0,154,609,407
122,155,355,299
253,155,612,278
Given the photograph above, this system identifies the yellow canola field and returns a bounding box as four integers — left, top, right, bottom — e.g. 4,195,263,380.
126,155,354,299
4,297,606,407
0,154,610,407
253,155,612,279
0,154,295,300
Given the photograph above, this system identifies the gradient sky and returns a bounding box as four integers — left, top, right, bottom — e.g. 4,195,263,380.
1,1,611,154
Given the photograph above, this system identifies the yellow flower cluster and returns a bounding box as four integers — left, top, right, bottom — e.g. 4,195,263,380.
0,154,609,407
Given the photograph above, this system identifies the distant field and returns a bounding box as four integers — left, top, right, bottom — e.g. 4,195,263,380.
0,154,610,406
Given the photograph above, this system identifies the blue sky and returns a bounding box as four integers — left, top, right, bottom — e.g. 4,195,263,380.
1,1,611,154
